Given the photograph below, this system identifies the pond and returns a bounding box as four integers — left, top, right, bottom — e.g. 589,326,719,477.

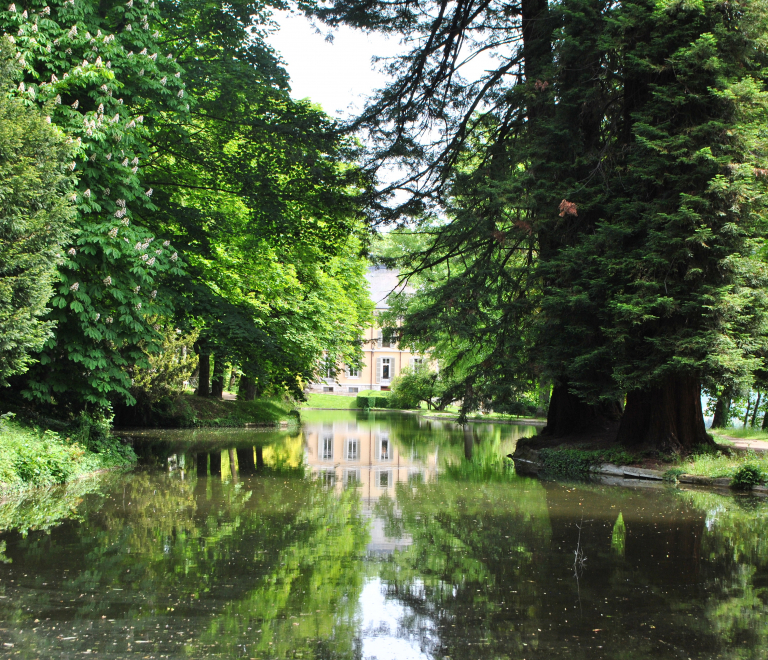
0,410,766,659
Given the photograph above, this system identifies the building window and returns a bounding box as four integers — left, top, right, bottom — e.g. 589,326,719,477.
411,357,424,369
382,358,391,381
320,435,334,461
377,469,392,489
319,468,336,488
344,469,360,487
346,438,359,461
348,386,359,394
378,435,391,461
323,386,334,393
347,365,360,378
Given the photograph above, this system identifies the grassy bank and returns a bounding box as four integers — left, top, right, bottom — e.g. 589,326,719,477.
668,447,768,484
116,393,296,428
0,414,136,491
302,391,382,409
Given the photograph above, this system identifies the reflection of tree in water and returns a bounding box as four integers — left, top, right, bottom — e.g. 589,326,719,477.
375,477,768,660
0,434,371,658
375,475,552,659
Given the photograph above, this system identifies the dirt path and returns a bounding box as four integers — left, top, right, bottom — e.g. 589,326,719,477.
719,436,768,452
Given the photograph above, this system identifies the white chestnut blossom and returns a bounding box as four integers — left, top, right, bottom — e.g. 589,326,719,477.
70,282,79,291
162,240,170,247
133,286,140,293
108,227,119,238
67,248,76,256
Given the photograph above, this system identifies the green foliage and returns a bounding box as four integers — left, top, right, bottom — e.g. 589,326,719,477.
0,37,76,384
0,412,135,489
538,447,636,477
731,464,765,490
2,0,186,407
129,325,198,407
388,365,441,409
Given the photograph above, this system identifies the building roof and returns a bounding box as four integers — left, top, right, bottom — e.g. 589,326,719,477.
365,266,411,309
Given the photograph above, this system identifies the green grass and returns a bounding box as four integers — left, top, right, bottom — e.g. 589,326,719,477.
132,394,295,428
710,426,768,441
0,414,136,490
425,410,545,422
673,448,768,481
301,391,385,409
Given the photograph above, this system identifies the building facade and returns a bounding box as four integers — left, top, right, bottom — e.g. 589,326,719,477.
307,267,424,394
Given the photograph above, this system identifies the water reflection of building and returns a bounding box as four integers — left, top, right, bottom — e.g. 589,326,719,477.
304,418,439,554
304,419,438,501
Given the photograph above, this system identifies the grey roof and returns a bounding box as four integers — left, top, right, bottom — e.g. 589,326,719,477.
365,266,411,309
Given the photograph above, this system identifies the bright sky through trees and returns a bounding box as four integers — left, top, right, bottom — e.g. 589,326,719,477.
268,10,395,117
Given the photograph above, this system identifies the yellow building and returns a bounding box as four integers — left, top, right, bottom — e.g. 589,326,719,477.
308,267,425,394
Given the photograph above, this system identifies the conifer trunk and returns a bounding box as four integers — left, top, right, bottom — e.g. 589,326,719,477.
196,354,210,397
617,374,712,453
710,386,732,429
210,354,225,398
541,380,622,437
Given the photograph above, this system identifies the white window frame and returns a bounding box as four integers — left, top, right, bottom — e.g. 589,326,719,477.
346,438,359,461
347,364,361,378
378,434,391,462
319,435,334,461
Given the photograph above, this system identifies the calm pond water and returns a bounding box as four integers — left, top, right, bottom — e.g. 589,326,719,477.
1,410,767,659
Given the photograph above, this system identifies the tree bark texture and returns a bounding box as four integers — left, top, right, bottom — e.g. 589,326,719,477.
196,354,210,396
463,426,474,460
710,386,732,429
617,374,712,453
210,354,225,399
542,381,622,437
239,375,257,401
236,447,255,474
228,449,237,481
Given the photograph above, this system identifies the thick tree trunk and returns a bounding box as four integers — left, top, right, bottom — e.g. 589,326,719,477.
196,354,210,396
710,386,732,429
210,354,225,399
239,376,257,402
617,374,712,453
236,447,255,474
209,451,221,475
541,380,622,437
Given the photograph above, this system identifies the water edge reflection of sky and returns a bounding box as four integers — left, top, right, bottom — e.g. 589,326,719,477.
0,410,766,659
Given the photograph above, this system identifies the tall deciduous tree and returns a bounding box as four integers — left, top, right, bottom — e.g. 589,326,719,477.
0,37,75,384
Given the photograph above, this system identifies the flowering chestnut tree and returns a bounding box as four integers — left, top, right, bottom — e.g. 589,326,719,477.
1,0,186,407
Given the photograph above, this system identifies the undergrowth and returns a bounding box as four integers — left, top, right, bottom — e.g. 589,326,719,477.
0,412,136,490
538,447,637,478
